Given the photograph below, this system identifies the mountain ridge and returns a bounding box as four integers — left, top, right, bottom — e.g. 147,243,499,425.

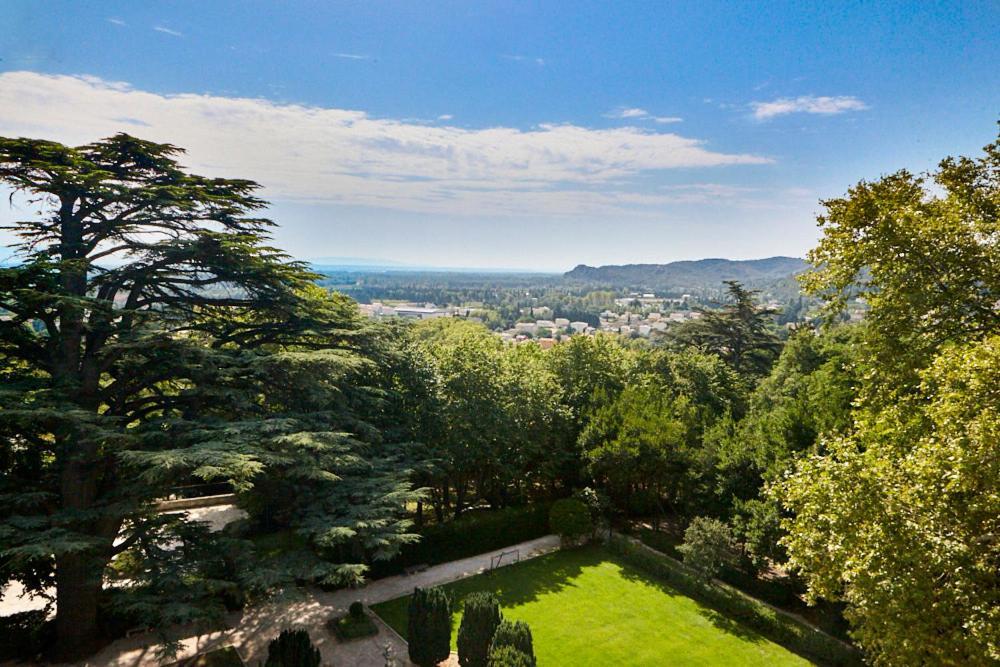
563,256,809,294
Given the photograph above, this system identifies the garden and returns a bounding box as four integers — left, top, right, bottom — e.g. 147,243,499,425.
372,546,815,666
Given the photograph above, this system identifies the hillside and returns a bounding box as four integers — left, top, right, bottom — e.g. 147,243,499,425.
563,257,809,295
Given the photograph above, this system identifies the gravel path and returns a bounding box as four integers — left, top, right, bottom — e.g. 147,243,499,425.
77,534,560,667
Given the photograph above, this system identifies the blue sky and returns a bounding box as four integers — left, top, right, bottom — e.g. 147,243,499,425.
2,1,998,270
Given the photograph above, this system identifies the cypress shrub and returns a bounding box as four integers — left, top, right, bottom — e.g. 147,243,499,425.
489,620,535,666
408,586,453,667
487,645,534,667
457,592,503,667
264,628,320,667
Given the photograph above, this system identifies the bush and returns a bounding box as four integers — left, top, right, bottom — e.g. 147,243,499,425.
349,600,365,618
607,534,863,666
408,586,452,667
264,629,320,667
457,592,503,667
487,645,534,667
369,504,551,578
327,611,378,642
676,516,738,579
0,609,53,661
549,498,593,546
489,620,535,666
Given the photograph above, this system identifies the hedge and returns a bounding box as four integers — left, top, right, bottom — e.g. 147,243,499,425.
633,528,850,640
369,504,551,578
606,534,863,667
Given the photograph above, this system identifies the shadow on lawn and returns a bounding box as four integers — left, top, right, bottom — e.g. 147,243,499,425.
612,557,766,645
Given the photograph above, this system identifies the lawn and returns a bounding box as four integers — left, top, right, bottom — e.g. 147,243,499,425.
371,546,810,666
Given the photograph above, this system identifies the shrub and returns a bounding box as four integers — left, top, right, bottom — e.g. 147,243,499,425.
264,628,320,667
369,504,551,578
487,645,534,667
328,611,379,642
349,600,365,618
489,620,535,666
457,592,503,667
0,609,53,661
548,498,593,546
676,516,738,579
408,586,452,667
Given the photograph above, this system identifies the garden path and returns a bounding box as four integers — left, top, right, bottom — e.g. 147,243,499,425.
75,534,560,667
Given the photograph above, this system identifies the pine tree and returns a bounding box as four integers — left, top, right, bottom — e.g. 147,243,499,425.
0,134,418,658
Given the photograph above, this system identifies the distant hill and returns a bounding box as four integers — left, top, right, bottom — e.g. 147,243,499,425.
563,256,809,296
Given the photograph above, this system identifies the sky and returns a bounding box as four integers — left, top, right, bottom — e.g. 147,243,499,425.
1,1,998,271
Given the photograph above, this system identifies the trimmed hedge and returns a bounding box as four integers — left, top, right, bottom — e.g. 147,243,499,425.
606,534,863,667
370,504,551,578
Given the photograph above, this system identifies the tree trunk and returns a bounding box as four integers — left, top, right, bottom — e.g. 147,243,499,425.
54,552,105,660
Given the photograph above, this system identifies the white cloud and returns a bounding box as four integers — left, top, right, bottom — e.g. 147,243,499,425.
332,52,369,60
501,54,545,66
751,95,867,120
610,107,648,119
0,72,770,217
606,108,682,124
437,114,454,121
107,18,126,26
153,26,183,37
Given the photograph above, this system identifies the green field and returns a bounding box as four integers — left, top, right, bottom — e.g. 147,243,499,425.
371,547,810,666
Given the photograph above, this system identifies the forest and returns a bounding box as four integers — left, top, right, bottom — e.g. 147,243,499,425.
1,130,998,665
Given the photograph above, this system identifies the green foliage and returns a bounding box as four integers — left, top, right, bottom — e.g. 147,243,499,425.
487,645,534,667
607,535,861,666
777,129,1000,665
489,620,535,666
548,498,593,545
264,629,320,667
328,610,378,642
676,516,738,579
0,134,418,658
408,586,452,667
349,601,365,618
0,609,53,661
371,504,551,577
672,281,781,378
457,592,503,667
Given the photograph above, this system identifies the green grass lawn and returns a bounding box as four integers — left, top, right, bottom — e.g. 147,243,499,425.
371,546,810,666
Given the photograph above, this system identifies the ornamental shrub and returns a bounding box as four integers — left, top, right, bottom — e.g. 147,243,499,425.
489,620,535,666
676,516,738,579
457,592,503,667
549,498,593,545
487,645,534,667
349,600,365,619
264,628,320,667
408,586,453,667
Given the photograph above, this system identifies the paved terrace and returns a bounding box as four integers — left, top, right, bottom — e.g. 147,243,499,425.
75,534,561,667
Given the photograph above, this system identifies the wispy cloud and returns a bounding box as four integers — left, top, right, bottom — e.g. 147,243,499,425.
501,54,545,66
332,52,369,60
751,95,867,120
153,26,183,37
437,114,454,121
0,72,770,217
605,108,683,124
107,18,126,26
